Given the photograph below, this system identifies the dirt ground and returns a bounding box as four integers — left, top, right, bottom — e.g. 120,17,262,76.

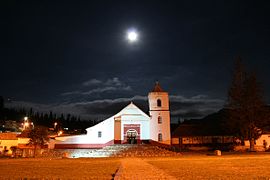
1,153,270,179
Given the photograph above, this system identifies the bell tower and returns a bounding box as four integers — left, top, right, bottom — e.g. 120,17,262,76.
148,82,171,145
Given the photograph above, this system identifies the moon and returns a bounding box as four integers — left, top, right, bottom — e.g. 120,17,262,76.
126,29,139,43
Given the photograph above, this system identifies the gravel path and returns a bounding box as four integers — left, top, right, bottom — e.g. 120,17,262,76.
114,158,177,180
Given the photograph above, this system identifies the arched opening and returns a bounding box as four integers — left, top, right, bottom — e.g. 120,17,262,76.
157,99,162,107
158,133,162,141
126,129,138,144
158,116,162,124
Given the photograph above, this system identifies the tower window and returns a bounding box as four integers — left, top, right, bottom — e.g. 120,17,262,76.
158,133,162,141
158,116,162,124
157,99,162,107
98,131,102,138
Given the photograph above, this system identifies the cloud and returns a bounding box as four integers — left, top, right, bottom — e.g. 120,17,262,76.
82,87,117,95
82,79,102,86
61,91,81,96
82,77,123,87
169,95,225,119
62,77,132,97
123,86,132,91
6,94,224,122
104,77,122,87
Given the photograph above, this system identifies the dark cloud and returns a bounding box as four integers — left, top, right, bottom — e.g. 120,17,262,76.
60,77,132,102
5,94,224,122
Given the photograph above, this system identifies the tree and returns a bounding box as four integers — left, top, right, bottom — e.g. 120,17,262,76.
227,57,267,151
245,73,265,146
227,57,247,143
10,146,17,157
28,126,49,157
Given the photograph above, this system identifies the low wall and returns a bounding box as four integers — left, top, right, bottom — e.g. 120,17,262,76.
54,140,114,149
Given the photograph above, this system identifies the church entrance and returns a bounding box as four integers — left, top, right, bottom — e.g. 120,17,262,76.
124,124,140,144
126,129,138,144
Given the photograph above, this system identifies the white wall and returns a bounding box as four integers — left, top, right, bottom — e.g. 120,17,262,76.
55,103,151,145
18,138,30,145
244,134,270,148
86,117,115,144
121,114,150,140
0,140,18,155
148,92,171,144
56,117,115,144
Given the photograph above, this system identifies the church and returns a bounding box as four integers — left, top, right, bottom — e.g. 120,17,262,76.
53,82,171,149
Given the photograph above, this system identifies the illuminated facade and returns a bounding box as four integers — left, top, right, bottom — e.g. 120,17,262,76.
148,83,171,145
54,82,171,149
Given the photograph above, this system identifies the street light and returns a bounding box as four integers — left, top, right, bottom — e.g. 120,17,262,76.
23,116,29,130
31,122,34,129
54,122,57,129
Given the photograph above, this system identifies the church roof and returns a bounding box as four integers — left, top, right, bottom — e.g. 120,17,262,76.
115,102,149,118
86,102,149,131
152,81,165,92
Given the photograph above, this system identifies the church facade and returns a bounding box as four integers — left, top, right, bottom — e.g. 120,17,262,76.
53,83,171,149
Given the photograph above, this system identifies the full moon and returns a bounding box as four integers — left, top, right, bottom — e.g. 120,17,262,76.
126,29,139,43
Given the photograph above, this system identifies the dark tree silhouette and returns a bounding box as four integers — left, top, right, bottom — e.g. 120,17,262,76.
227,57,246,143
227,57,267,151
28,126,49,157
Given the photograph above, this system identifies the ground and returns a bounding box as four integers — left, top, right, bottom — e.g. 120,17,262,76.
0,153,270,179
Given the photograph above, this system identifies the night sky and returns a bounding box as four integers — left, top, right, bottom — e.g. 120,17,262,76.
2,1,270,121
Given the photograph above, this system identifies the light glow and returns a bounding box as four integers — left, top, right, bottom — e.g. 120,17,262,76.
126,29,139,43
54,122,57,129
58,131,63,136
24,122,29,127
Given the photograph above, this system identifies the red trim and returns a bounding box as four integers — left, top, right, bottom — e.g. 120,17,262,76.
54,140,114,149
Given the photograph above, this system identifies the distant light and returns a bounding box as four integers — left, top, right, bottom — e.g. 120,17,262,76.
24,117,28,121
25,122,29,127
58,131,63,136
54,122,57,129
126,29,139,43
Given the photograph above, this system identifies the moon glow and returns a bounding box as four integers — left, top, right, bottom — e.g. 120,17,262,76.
126,29,139,43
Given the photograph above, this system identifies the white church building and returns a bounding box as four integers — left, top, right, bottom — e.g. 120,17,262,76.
53,82,171,149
